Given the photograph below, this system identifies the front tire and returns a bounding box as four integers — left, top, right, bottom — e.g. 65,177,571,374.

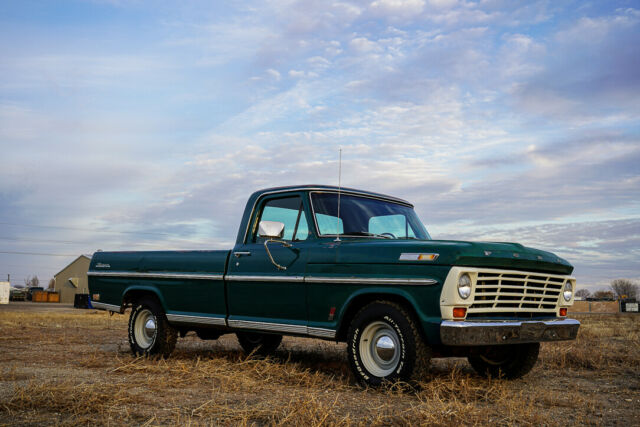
128,297,177,358
236,332,283,356
468,343,540,379
347,301,430,386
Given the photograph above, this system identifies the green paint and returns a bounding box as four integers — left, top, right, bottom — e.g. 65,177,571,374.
89,185,574,344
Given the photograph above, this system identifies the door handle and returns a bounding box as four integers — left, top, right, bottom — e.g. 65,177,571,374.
233,251,251,258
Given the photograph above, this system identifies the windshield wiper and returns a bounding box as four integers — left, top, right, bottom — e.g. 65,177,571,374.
348,231,393,239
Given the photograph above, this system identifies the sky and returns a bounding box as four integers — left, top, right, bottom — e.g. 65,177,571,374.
0,0,638,291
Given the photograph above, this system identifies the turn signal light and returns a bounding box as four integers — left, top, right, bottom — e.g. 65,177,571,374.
559,307,567,317
453,307,467,319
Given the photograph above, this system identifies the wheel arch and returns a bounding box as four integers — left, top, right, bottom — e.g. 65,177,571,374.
122,286,167,312
335,289,424,342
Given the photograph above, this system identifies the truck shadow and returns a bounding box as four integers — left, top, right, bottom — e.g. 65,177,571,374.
161,335,477,387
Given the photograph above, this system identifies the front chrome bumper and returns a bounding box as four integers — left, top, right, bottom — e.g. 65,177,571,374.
440,318,580,346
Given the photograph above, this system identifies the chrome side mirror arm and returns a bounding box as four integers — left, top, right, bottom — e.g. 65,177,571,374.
264,239,292,270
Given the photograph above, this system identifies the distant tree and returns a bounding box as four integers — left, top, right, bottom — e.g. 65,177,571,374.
593,290,615,300
610,279,638,300
23,275,40,288
575,288,591,299
48,278,55,289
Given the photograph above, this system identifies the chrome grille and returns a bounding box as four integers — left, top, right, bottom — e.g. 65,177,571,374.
469,272,567,315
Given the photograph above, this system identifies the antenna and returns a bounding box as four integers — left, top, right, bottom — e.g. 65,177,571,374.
335,148,342,242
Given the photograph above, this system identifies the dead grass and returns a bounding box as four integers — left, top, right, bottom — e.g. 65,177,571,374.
0,308,638,426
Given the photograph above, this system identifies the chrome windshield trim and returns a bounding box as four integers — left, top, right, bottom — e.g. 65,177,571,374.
92,302,121,312
88,271,224,280
305,276,438,286
225,275,305,283
308,190,419,239
166,314,227,326
242,187,413,244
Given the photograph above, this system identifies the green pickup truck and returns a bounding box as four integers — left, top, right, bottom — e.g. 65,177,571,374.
89,185,579,385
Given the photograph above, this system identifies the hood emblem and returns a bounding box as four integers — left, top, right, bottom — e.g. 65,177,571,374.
484,251,492,256
513,253,520,258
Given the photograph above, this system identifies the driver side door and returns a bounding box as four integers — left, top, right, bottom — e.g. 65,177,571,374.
226,193,312,333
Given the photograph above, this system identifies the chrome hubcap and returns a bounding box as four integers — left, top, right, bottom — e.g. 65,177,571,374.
144,318,156,339
360,321,401,377
375,335,396,361
134,309,157,349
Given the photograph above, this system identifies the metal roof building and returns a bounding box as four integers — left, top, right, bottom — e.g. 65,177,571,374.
54,255,91,304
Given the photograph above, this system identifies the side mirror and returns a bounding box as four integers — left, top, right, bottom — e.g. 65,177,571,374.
258,220,285,239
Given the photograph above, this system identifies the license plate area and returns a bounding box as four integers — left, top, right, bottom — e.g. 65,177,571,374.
520,322,546,340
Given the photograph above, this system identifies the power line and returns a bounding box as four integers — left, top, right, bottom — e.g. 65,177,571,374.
0,236,209,247
0,236,81,245
0,251,80,257
0,221,173,237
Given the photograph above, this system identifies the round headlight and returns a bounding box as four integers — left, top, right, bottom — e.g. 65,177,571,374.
458,273,472,299
563,282,573,302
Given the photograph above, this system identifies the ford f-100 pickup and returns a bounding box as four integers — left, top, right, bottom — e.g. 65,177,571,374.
89,185,580,385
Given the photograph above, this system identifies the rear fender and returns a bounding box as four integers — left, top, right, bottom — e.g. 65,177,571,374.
121,286,167,312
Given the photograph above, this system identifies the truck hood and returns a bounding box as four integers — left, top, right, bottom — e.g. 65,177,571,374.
332,239,573,275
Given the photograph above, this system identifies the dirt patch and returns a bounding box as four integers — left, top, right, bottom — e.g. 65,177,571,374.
0,305,638,425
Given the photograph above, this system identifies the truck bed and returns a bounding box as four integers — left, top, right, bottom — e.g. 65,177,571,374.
88,250,230,319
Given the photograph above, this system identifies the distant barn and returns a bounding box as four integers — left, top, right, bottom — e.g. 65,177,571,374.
54,255,91,304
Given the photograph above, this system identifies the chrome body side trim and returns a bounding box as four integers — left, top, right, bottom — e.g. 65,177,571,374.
87,271,224,280
228,319,307,335
307,327,337,339
166,314,227,327
225,275,305,283
305,276,438,286
228,319,337,339
440,318,581,346
92,302,121,312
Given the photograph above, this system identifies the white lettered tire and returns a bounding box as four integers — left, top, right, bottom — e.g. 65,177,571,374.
347,301,430,386
128,297,177,358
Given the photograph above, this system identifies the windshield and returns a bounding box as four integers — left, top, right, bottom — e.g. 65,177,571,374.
310,193,431,240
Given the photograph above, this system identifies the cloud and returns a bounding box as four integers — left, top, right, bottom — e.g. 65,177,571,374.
1,0,638,289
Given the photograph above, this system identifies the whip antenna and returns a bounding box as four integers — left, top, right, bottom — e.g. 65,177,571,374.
335,148,342,242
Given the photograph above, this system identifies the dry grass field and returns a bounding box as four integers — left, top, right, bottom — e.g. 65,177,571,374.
0,304,638,426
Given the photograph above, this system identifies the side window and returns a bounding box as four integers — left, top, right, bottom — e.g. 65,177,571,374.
255,196,309,242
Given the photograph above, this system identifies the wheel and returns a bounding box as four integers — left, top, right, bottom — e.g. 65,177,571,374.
128,297,177,358
468,343,540,379
236,332,283,356
347,301,430,386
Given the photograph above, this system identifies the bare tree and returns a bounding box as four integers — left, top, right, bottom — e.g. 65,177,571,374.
575,288,591,299
23,275,40,288
610,279,638,299
48,278,55,289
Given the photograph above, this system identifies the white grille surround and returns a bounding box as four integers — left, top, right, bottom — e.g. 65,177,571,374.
440,267,576,320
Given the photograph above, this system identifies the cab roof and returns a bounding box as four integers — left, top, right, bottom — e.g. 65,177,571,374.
249,185,412,207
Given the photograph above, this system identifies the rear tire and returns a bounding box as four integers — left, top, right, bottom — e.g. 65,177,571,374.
128,297,177,358
468,343,539,379
236,332,283,356
347,301,431,386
